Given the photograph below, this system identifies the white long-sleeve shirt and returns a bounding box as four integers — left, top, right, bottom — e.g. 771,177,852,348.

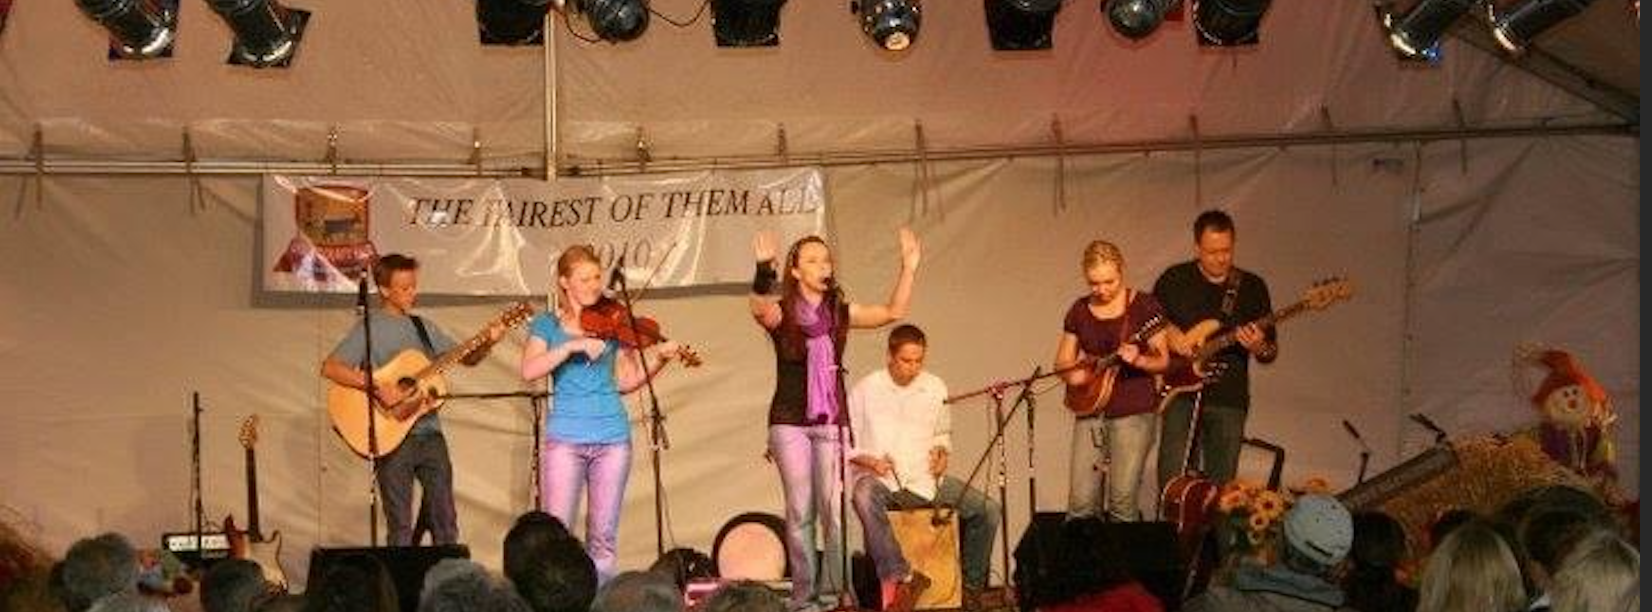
848,368,951,501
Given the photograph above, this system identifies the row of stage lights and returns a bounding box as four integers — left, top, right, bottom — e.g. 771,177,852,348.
70,0,1623,68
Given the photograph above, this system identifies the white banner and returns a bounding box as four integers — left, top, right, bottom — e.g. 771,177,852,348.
261,168,827,294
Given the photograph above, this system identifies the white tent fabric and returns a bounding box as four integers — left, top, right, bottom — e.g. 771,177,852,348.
0,0,1636,595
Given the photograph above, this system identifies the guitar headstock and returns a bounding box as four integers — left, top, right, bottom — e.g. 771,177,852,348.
238,415,259,450
499,301,536,328
1301,277,1354,310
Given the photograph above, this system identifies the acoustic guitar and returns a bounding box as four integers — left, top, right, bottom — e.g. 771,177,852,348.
327,302,534,458
1062,315,1168,417
224,415,287,590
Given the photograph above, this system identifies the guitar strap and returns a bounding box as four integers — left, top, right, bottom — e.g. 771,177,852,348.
1219,272,1242,321
410,315,437,357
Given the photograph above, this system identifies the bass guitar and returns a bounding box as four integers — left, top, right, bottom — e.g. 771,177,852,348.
224,415,287,590
1062,315,1168,417
327,302,535,457
1157,277,1353,403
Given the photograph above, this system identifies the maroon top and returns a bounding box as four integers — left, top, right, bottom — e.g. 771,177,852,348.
1063,291,1166,419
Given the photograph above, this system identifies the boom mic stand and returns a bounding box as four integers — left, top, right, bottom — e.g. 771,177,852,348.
940,363,1074,587
432,390,555,510
609,258,672,559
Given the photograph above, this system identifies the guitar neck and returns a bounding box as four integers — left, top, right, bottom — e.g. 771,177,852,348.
410,329,493,380
1196,300,1311,360
244,447,261,539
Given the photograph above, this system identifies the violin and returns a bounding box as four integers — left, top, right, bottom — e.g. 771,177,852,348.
579,296,702,367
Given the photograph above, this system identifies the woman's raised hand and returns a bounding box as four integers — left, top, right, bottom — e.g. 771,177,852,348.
898,227,921,271
753,230,779,264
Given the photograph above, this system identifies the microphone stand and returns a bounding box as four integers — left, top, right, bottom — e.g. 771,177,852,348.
433,390,554,510
191,392,204,563
827,286,856,611
357,273,382,548
941,363,1072,588
610,264,671,559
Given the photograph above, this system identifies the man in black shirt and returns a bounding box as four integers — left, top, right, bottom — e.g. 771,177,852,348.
1152,210,1277,488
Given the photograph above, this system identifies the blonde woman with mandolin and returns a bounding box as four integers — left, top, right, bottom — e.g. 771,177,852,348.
1055,240,1170,522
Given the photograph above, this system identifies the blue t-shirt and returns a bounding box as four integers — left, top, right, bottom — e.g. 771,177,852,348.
330,310,458,436
529,313,630,444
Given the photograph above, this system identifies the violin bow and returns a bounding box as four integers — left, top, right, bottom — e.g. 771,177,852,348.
614,239,682,304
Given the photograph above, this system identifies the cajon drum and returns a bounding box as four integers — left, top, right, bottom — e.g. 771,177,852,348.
888,509,962,610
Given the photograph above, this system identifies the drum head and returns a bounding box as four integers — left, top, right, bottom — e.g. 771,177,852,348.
711,511,788,580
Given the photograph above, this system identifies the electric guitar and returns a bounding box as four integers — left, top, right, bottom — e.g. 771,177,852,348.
327,302,534,458
224,415,287,590
1157,277,1354,403
1063,315,1169,417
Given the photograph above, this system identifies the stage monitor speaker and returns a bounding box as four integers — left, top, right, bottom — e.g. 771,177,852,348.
1012,513,1183,611
306,544,470,612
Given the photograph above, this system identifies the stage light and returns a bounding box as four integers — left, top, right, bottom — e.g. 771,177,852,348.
1381,0,1473,59
207,0,309,68
850,0,922,51
712,0,786,47
985,0,1061,50
477,0,552,45
1103,0,1180,40
575,0,649,42
73,0,177,59
1488,0,1596,53
1194,0,1270,45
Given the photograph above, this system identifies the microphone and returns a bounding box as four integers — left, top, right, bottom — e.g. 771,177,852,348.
1409,413,1449,443
607,253,627,290
356,274,369,312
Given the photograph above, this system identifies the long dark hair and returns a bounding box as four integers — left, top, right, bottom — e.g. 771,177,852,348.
776,236,830,361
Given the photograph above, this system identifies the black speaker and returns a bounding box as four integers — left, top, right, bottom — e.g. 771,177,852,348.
306,544,470,612
1012,513,1183,611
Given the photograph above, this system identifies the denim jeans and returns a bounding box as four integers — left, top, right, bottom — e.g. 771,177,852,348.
1156,395,1246,488
541,438,632,585
768,424,847,610
852,474,1000,589
377,433,457,546
1068,412,1157,521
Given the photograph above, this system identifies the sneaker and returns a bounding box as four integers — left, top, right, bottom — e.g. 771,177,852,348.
885,572,931,612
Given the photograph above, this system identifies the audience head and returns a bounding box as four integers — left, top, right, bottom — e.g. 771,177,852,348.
504,523,595,612
1344,511,1418,612
200,559,270,612
698,581,784,612
1519,508,1604,586
1281,494,1355,576
84,592,166,612
588,570,681,612
1546,529,1637,612
55,533,139,612
647,548,714,592
1427,509,1478,553
418,558,530,612
253,593,306,612
1416,520,1526,612
301,552,398,612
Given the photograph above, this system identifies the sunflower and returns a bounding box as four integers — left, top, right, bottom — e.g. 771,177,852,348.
1254,490,1287,520
1248,511,1272,532
1218,488,1251,513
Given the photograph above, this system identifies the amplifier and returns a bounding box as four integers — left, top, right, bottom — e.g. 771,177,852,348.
161,532,232,570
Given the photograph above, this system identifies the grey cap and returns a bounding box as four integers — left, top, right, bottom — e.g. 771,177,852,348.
1283,494,1354,567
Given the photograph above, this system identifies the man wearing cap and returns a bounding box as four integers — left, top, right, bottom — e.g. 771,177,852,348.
1183,494,1357,612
